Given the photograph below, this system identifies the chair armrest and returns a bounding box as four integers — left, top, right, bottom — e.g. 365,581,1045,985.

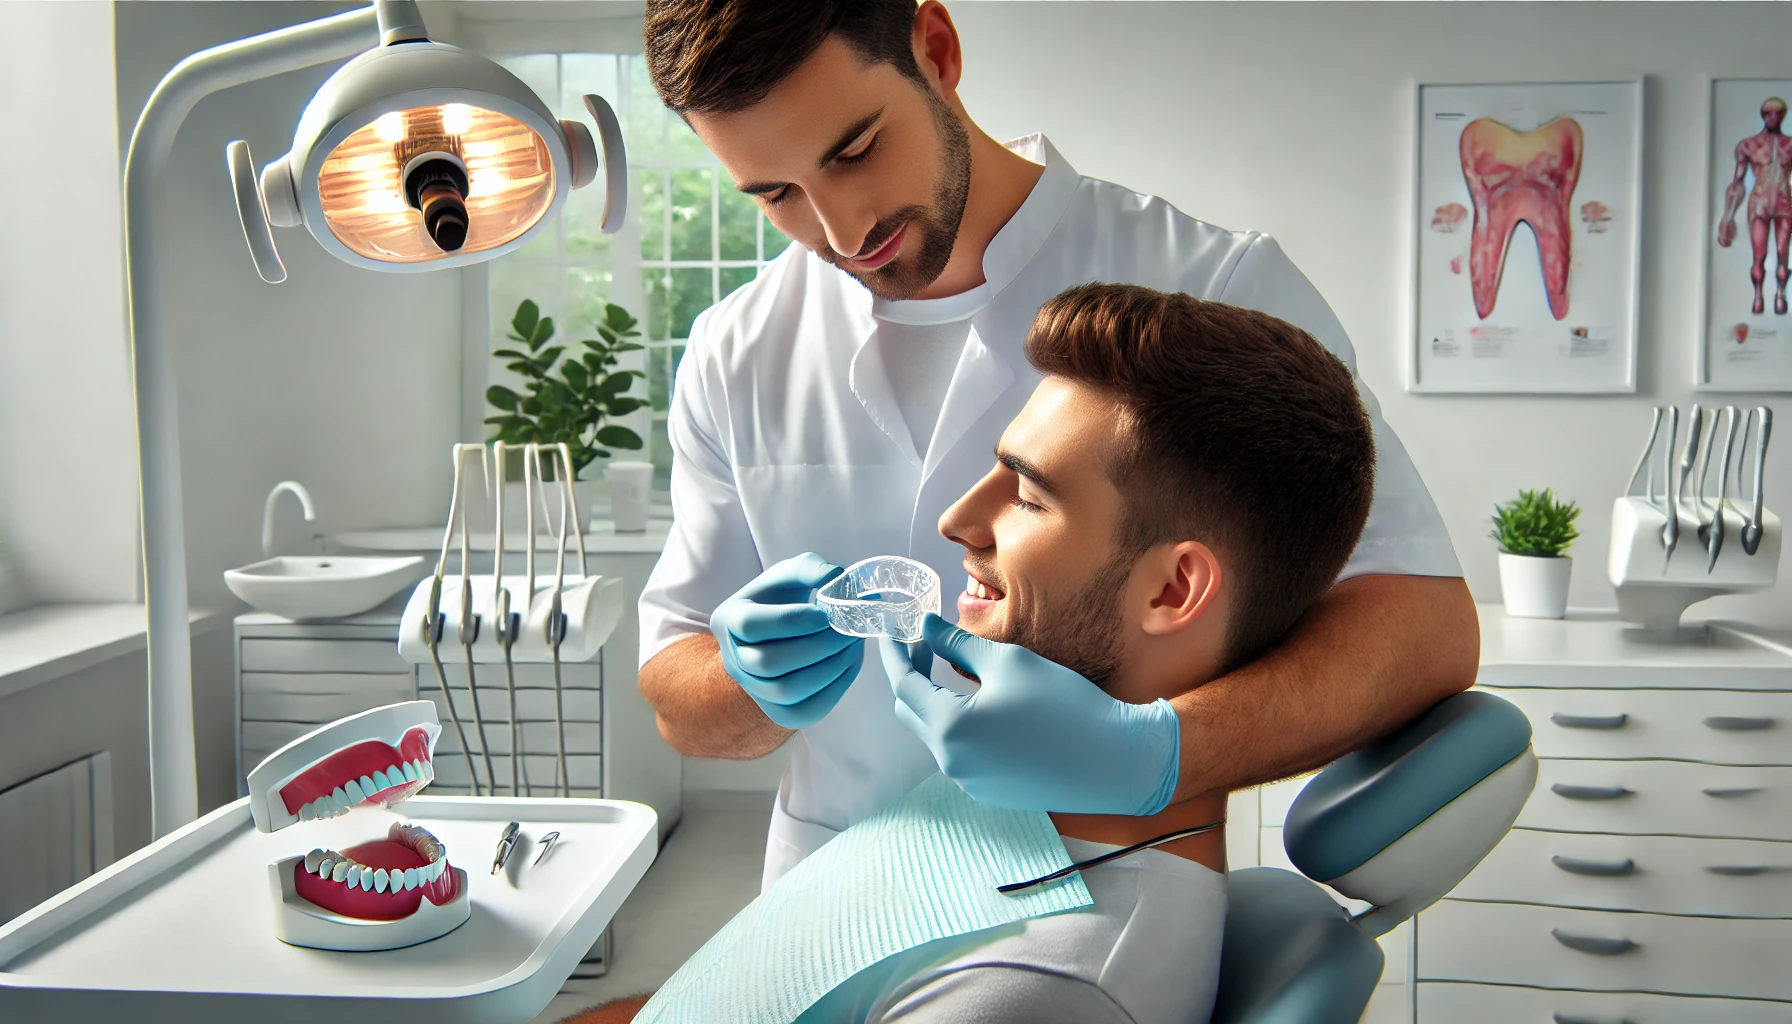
1282,691,1536,935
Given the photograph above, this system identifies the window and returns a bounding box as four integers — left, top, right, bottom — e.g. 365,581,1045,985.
486,54,791,491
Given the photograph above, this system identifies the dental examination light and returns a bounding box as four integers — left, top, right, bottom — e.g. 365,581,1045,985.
125,0,627,837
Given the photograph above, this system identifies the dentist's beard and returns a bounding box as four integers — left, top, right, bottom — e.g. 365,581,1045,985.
819,94,972,301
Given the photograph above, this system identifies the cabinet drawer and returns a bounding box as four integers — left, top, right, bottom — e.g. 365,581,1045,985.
1489,686,1792,765
241,684,415,724
240,639,404,674
1520,759,1792,841
1418,899,1792,1001
1454,828,1792,917
1419,981,1792,1023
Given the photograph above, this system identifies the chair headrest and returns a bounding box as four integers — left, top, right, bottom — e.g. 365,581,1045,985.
1284,690,1531,882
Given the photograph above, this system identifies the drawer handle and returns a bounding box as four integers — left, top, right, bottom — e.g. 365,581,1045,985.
1704,716,1777,731
1551,712,1629,730
1551,784,1632,801
1551,929,1638,956
1706,864,1779,876
1554,1015,1636,1024
1551,855,1636,877
1702,787,1764,798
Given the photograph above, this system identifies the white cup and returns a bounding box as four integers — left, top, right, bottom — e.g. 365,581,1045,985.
606,461,653,533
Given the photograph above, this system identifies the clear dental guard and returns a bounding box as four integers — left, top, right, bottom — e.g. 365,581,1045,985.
817,556,942,643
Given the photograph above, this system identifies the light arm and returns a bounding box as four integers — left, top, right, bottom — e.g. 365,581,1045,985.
1167,574,1479,802
125,5,377,837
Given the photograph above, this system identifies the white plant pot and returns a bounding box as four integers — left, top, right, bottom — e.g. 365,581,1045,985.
1498,552,1572,619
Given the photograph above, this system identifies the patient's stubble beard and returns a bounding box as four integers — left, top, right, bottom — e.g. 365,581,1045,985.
817,91,972,300
997,551,1130,691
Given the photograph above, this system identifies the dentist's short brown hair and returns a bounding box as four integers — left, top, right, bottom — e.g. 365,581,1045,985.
645,0,925,115
1026,284,1376,668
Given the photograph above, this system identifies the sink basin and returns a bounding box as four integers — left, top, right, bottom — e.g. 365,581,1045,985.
224,555,427,621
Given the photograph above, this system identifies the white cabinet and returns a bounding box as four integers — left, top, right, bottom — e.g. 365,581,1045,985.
0,752,113,925
1412,608,1792,1021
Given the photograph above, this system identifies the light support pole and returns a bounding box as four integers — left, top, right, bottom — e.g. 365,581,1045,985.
124,7,379,838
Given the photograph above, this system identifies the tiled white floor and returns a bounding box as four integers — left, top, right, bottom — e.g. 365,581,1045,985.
531,790,774,1023
529,789,1411,1023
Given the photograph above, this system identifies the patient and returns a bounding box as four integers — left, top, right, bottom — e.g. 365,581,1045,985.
569,283,1375,1023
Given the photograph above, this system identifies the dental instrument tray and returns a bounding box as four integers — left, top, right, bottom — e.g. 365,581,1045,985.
0,782,655,1023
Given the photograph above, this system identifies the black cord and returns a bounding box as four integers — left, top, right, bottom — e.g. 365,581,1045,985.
997,820,1225,894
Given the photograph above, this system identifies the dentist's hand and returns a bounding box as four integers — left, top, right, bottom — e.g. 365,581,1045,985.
879,614,1180,815
711,553,864,729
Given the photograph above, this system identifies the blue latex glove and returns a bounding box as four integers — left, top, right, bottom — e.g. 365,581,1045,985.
879,613,1180,815
711,552,864,729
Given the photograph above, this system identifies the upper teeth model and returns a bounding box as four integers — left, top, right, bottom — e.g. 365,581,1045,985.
276,725,436,823
1459,116,1584,322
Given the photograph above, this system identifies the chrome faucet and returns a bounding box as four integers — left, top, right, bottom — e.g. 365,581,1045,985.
262,481,316,555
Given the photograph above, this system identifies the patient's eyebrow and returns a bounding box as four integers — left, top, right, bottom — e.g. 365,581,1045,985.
997,450,1057,496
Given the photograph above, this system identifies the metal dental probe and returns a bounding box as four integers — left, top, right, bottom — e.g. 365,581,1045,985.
492,441,522,797
1661,405,1683,570
533,831,561,866
997,819,1226,893
1741,407,1774,555
1702,407,1740,572
549,443,586,798
456,444,498,796
428,448,483,795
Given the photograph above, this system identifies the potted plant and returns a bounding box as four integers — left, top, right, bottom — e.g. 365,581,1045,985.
484,299,647,524
1490,488,1580,619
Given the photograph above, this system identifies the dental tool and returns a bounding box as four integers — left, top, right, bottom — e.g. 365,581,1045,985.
455,447,498,796
996,819,1226,894
533,830,561,866
493,820,521,875
493,441,523,797
1622,405,1664,503
1660,405,1683,569
1700,407,1740,572
425,445,485,795
1741,406,1774,555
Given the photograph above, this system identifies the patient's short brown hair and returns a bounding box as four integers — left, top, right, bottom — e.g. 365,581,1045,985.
645,0,924,115
1025,284,1375,669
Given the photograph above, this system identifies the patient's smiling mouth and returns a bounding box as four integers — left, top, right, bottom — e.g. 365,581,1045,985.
959,563,1006,620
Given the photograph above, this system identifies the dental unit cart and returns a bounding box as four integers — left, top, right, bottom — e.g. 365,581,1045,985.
0,700,657,1023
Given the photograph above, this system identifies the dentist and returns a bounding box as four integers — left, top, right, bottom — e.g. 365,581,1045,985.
637,0,1477,886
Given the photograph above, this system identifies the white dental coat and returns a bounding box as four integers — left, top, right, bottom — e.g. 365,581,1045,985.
639,136,1462,888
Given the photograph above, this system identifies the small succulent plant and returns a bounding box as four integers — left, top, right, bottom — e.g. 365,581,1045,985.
1490,489,1580,558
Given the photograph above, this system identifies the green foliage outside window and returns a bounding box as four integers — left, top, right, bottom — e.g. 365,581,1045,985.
484,299,646,479
1489,489,1581,558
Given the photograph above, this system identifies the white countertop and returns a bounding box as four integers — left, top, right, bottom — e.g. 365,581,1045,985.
1477,605,1792,668
0,603,231,702
332,518,672,556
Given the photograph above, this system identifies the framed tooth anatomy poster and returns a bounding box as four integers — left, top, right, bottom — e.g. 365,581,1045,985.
1700,78,1792,391
1409,80,1643,393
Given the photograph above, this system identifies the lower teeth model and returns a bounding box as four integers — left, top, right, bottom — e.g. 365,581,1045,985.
292,823,461,921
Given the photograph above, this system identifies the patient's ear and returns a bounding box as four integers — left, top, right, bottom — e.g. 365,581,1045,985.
1138,541,1222,636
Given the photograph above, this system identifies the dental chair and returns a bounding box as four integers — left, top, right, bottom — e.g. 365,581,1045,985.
1209,690,1537,1024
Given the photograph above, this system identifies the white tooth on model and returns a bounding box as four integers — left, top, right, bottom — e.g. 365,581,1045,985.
372,769,392,793
347,865,364,888
359,868,375,891
374,868,389,893
403,866,419,890
342,778,366,805
299,803,315,822
401,762,420,783
330,785,349,810
331,860,350,883
357,775,377,797
304,849,326,873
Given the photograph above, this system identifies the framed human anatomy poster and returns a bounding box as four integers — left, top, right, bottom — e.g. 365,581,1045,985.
1700,78,1792,391
1409,80,1643,393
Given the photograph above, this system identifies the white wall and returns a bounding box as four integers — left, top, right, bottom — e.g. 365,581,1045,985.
0,2,139,606
112,1,464,609
952,1,1792,628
